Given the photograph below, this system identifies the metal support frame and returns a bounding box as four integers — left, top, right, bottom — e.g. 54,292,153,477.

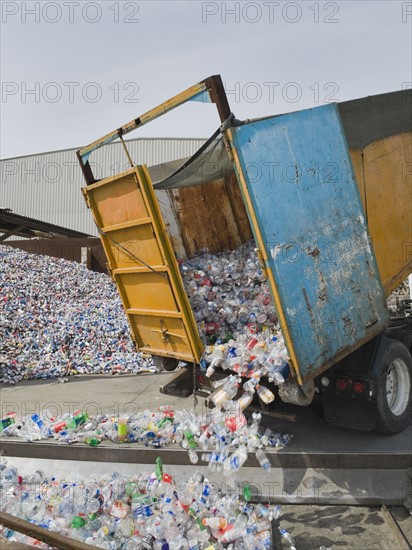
77,75,231,185
0,512,97,550
0,224,27,242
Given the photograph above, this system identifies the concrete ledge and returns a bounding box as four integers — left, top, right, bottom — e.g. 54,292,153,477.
1,440,410,470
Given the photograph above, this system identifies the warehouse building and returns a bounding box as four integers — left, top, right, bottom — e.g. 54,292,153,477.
0,138,208,237
0,136,253,266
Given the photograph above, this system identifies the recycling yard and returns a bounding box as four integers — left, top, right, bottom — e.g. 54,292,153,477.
1,7,412,546
2,81,412,547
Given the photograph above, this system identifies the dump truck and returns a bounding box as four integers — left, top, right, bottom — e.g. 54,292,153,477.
76,75,412,434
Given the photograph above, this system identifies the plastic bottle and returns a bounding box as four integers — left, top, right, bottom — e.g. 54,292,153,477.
28,414,50,439
66,412,88,429
23,470,44,485
243,378,259,393
220,513,248,543
208,345,226,370
235,391,254,410
0,466,20,488
85,435,101,447
279,527,297,549
21,494,46,523
271,503,283,520
256,385,275,404
118,418,128,443
223,446,248,476
210,376,239,408
256,526,273,548
271,362,291,385
249,412,261,436
201,517,227,530
0,416,15,431
255,449,271,471
188,448,199,464
184,429,198,449
254,503,271,519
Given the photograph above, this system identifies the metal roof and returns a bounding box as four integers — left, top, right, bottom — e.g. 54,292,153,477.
0,208,91,241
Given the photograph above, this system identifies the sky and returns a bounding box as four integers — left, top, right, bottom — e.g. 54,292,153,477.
1,0,411,159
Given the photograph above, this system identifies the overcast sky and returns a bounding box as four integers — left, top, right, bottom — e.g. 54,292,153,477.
1,0,411,158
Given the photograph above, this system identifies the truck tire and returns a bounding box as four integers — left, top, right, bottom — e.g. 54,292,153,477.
373,339,412,434
152,356,179,372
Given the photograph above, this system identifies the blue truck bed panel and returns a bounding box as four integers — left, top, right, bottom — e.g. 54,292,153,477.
230,104,389,382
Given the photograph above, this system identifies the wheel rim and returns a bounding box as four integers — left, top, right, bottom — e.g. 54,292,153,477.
386,358,410,416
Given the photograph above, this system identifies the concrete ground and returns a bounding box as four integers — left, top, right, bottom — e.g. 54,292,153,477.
279,504,410,549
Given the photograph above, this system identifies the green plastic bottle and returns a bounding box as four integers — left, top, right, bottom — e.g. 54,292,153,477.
85,437,100,447
66,412,88,429
71,515,86,528
184,429,197,449
155,457,163,480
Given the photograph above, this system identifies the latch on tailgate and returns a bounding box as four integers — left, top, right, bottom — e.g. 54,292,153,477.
151,320,183,342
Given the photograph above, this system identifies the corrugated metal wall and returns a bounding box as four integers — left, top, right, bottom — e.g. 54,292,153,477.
0,138,207,237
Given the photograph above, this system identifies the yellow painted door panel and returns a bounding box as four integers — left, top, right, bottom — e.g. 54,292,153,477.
82,166,204,363
350,132,412,295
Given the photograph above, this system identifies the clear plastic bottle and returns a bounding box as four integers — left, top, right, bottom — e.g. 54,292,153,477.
21,494,46,523
235,391,254,410
0,466,19,488
210,376,239,408
243,378,259,393
23,413,50,440
256,526,273,548
188,448,199,464
256,385,275,404
201,516,227,530
220,513,248,543
271,503,283,520
279,527,297,549
223,446,248,476
23,470,44,485
255,449,271,471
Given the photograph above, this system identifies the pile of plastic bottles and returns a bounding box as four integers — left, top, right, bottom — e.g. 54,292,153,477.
0,461,299,549
180,242,278,345
201,329,291,403
179,242,293,405
0,245,156,384
1,240,292,400
0,406,292,473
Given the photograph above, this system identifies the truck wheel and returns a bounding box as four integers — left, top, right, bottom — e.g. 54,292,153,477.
373,339,411,434
152,356,179,372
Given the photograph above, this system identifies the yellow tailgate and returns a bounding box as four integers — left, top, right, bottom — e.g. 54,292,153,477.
82,165,204,363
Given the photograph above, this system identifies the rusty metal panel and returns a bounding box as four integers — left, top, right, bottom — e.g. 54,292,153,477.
167,174,253,257
82,167,204,363
226,103,389,384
